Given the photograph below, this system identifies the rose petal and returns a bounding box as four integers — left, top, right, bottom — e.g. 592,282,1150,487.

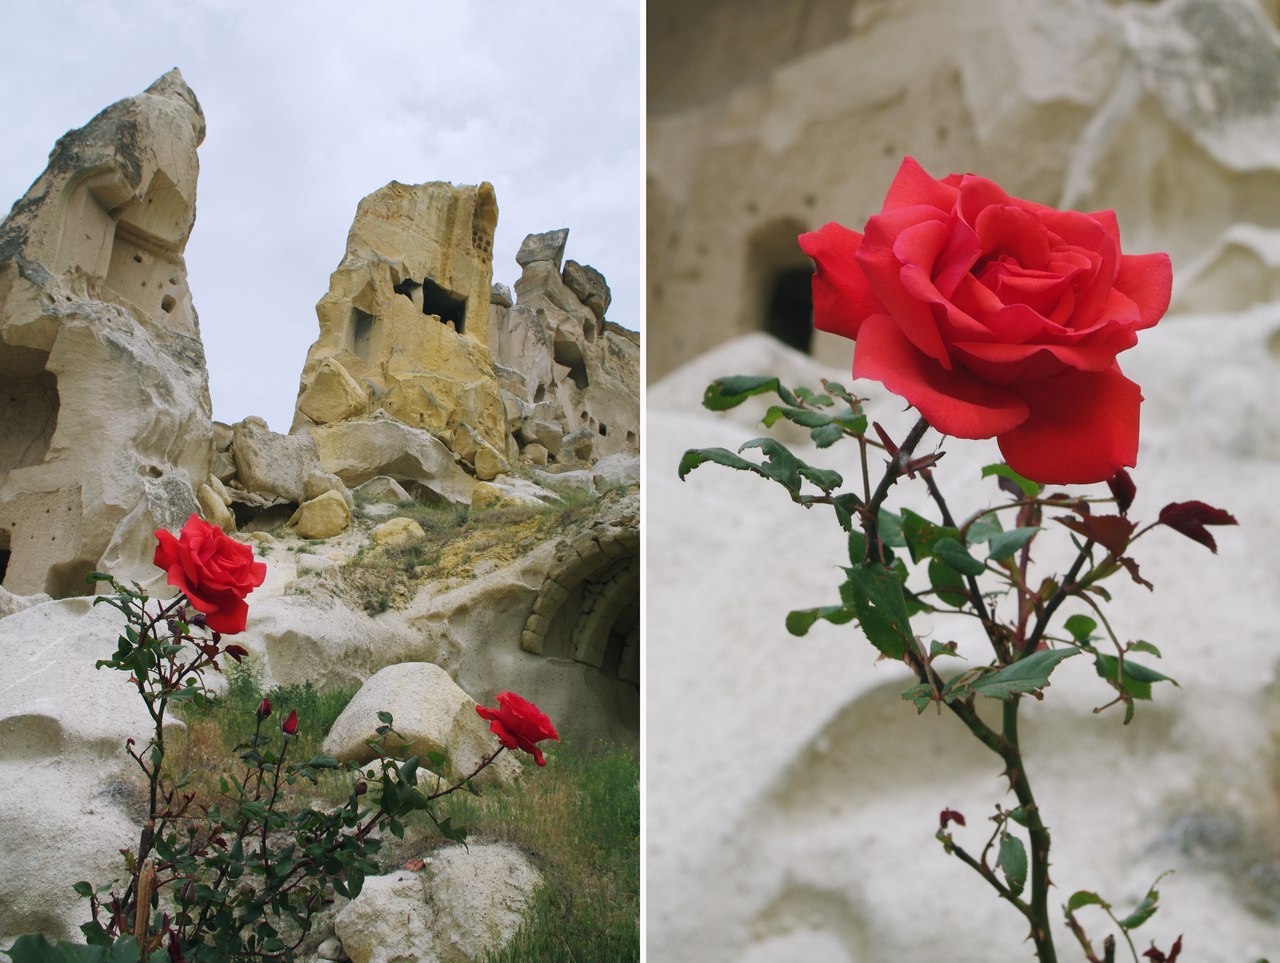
998,367,1142,484
1114,251,1172,329
881,156,958,211
852,314,1028,438
799,223,882,340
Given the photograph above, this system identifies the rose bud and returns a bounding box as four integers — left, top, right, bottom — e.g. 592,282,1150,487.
281,709,299,736
179,881,195,904
256,697,272,720
354,780,367,796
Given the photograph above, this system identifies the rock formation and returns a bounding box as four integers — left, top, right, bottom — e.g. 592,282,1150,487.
0,69,214,596
488,229,640,468
291,181,508,473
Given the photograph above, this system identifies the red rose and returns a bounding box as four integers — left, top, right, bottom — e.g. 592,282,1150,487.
281,709,298,736
475,692,559,766
153,514,267,635
799,157,1172,484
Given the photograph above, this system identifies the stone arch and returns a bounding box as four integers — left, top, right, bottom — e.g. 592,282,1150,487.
520,514,640,691
746,216,814,353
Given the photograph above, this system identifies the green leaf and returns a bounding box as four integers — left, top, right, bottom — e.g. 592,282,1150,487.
1066,890,1109,913
928,640,962,660
1130,640,1162,658
982,463,1041,498
927,559,968,608
997,832,1028,897
842,563,914,659
900,510,961,563
809,422,845,448
901,683,935,713
376,710,393,725
964,513,1004,543
677,447,756,481
1064,614,1098,643
701,375,785,411
955,648,1079,702
877,509,906,548
1117,893,1159,930
933,537,986,576
785,605,856,637
739,438,843,492
1094,655,1179,701
762,405,834,429
987,527,1039,561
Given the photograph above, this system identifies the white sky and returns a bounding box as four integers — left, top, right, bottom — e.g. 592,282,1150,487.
0,0,642,432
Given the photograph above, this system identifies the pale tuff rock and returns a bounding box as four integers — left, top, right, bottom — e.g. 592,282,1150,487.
230,416,322,504
291,181,508,457
334,845,540,963
322,661,520,786
0,69,213,596
488,229,639,468
196,482,236,532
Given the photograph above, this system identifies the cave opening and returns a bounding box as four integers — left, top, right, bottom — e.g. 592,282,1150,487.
421,279,467,333
350,308,374,360
764,266,815,354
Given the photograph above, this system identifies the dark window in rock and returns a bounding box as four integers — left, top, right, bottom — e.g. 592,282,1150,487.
0,529,9,586
350,308,374,360
533,385,546,404
599,423,608,437
420,279,467,333
765,267,814,354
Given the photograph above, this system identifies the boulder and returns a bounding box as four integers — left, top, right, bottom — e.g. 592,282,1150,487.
0,70,214,597
305,417,474,506
296,357,367,425
197,482,237,532
333,844,540,963
515,228,569,269
528,468,594,496
373,517,426,549
490,282,514,308
591,453,640,490
322,661,520,785
231,417,321,503
473,442,509,481
288,489,351,539
353,476,412,505
561,259,611,321
304,469,354,511
470,482,551,511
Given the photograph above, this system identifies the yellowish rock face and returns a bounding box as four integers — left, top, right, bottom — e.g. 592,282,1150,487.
290,181,509,456
288,489,351,539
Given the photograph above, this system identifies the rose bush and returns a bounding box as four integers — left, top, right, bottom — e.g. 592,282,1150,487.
799,156,1172,484
476,692,560,766
153,513,267,634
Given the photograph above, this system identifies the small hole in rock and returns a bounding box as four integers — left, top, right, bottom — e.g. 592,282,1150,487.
161,295,176,313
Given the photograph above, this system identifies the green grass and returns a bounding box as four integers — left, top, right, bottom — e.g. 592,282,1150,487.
442,743,641,962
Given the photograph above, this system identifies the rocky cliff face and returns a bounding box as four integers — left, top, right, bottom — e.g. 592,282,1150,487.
0,69,213,596
291,181,508,457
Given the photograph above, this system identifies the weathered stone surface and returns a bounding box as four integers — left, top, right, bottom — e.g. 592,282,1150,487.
230,417,321,504
287,489,350,539
470,481,551,511
591,452,640,490
473,442,509,481
0,598,187,943
490,232,639,467
323,661,520,785
334,844,540,963
528,468,594,495
490,282,514,308
197,482,236,532
305,416,474,505
0,70,214,596
561,259,611,321
373,516,426,549
353,475,411,505
522,442,549,466
290,181,508,455
296,357,367,425
515,228,569,268
303,469,354,510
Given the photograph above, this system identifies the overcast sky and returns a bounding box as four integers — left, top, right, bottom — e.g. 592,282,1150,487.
0,0,641,432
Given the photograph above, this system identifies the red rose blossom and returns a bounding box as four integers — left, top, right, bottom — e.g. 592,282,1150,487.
800,157,1172,484
475,692,559,766
281,709,298,736
153,514,267,635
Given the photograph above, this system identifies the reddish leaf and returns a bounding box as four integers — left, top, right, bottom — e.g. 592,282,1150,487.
939,808,966,829
1159,501,1238,553
1055,513,1136,557
1120,556,1153,590
223,644,248,663
1143,935,1182,962
1108,468,1136,514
